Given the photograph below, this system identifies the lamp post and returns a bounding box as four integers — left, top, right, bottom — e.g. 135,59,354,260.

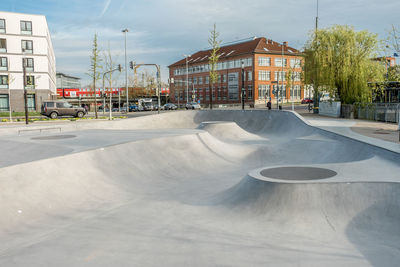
241,60,245,110
122,28,128,112
184,54,191,105
156,65,161,114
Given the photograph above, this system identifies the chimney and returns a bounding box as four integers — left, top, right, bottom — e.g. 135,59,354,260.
283,41,288,47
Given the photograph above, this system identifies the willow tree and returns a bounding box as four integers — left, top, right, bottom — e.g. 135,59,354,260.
303,25,385,104
208,23,221,110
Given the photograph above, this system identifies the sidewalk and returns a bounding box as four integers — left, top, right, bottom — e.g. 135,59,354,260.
295,108,399,144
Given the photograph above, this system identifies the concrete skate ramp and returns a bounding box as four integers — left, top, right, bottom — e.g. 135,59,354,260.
197,121,265,142
0,110,400,266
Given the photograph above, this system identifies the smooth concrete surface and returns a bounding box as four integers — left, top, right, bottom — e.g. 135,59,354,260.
0,110,399,266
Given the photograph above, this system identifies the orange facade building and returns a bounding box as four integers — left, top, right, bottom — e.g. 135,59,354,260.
168,37,304,106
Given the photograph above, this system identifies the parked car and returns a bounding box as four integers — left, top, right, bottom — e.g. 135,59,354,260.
41,100,86,119
163,103,177,110
185,102,201,110
301,98,313,104
129,104,138,112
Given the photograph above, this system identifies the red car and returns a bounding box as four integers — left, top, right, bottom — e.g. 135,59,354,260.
301,98,313,104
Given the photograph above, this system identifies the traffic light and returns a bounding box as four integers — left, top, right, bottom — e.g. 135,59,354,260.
118,64,122,72
129,61,134,69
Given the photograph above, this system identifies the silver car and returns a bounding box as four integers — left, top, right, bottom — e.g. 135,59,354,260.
185,102,201,110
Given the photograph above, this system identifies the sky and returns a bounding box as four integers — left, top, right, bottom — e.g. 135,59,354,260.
2,0,399,86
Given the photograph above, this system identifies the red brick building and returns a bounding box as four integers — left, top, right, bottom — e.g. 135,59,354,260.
168,37,304,106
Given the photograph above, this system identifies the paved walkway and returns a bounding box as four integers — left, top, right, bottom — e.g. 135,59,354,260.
292,105,400,144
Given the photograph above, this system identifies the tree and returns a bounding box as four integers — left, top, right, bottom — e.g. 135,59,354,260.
285,66,295,103
87,33,102,118
388,25,400,54
388,65,400,81
303,25,385,104
208,23,221,109
102,42,120,106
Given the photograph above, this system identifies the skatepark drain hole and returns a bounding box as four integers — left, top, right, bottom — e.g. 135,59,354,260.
260,167,337,180
31,135,76,140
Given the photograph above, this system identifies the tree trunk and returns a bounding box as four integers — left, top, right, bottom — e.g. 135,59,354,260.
210,84,213,110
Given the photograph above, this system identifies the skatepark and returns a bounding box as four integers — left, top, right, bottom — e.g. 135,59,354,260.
0,110,399,266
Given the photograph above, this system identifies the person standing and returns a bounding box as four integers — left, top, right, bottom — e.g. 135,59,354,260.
267,100,272,110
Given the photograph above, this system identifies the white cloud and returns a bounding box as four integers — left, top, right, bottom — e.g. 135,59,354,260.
36,0,399,86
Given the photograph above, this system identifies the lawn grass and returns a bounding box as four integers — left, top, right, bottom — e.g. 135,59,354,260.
0,111,42,117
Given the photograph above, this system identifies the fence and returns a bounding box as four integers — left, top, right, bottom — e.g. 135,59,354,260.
354,103,400,123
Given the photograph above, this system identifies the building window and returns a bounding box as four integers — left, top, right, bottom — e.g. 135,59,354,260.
0,57,7,71
258,70,270,81
223,74,227,83
0,19,5,33
27,94,36,111
275,58,287,67
22,40,33,54
205,76,209,84
293,72,301,81
247,58,253,67
0,94,9,111
25,75,35,89
21,21,32,35
248,71,252,81
258,57,271,66
247,85,253,99
0,75,8,89
198,76,203,84
193,77,197,85
258,84,270,100
293,85,301,99
23,58,34,72
274,71,286,81
0,39,6,53
290,58,302,68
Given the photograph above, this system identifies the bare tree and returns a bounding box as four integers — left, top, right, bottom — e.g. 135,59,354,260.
87,33,102,118
208,23,221,110
388,25,400,53
102,42,120,109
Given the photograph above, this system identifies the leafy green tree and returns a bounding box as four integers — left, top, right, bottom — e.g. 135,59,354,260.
208,23,221,109
87,33,102,118
303,25,385,104
388,65,400,81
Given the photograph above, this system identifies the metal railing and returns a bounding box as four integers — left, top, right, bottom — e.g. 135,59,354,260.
354,103,400,123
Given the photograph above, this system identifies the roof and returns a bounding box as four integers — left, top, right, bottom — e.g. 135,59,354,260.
168,37,301,68
56,72,81,80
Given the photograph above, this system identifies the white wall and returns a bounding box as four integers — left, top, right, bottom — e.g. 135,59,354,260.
0,11,56,94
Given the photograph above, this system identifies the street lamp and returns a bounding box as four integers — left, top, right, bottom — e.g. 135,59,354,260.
241,60,245,110
122,28,128,112
183,54,191,105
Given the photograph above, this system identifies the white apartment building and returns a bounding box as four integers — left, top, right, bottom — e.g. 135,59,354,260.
0,11,56,112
